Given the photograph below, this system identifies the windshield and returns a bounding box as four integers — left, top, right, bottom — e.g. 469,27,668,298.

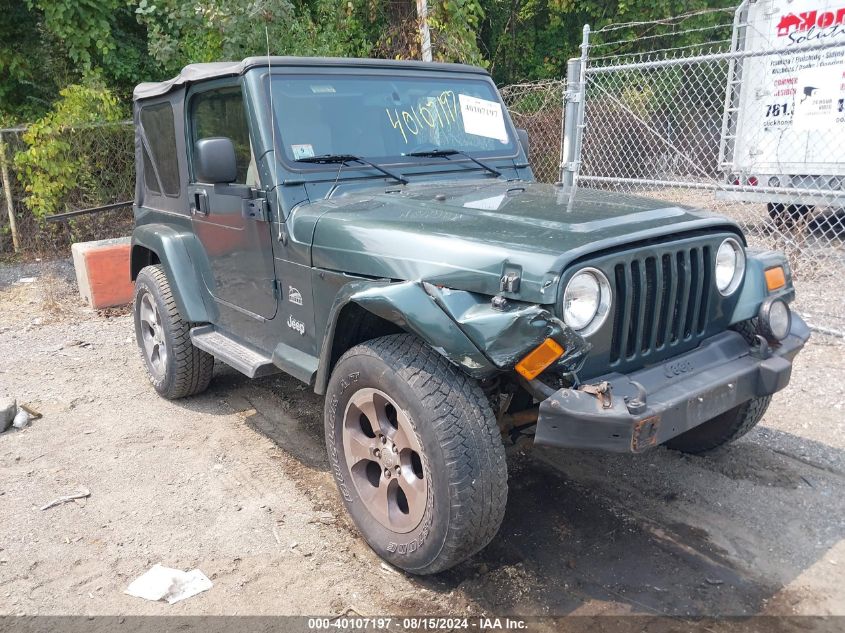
268,74,517,165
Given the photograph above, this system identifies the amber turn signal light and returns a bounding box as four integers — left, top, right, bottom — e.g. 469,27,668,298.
765,266,786,291
515,338,564,380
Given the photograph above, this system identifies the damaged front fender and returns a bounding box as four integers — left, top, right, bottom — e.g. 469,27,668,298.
423,283,590,372
338,280,589,382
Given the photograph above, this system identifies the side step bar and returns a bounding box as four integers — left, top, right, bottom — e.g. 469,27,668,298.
190,325,280,379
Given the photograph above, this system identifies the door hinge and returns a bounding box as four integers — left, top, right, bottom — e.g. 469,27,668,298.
271,278,282,300
243,198,269,222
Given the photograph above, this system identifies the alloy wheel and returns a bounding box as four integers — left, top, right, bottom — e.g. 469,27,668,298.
342,388,428,533
138,290,168,380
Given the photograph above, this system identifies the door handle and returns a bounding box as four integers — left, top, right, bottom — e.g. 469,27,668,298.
191,191,209,215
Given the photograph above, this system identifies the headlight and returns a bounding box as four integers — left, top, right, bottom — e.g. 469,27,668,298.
715,238,745,296
562,267,611,336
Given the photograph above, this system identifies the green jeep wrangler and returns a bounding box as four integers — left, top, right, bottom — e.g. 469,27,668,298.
131,57,809,574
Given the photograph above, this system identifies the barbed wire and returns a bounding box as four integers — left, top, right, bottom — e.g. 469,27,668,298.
594,7,736,33
592,22,735,49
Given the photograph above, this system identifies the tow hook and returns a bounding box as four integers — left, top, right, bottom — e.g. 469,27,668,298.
578,381,612,409
750,334,772,360
625,381,648,415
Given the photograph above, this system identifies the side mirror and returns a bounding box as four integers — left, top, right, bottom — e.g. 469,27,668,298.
516,128,530,160
194,137,237,184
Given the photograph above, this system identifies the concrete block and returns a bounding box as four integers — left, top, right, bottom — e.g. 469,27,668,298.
71,237,133,309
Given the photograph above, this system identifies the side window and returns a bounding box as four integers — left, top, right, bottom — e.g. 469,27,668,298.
139,102,180,196
142,148,160,194
190,87,254,185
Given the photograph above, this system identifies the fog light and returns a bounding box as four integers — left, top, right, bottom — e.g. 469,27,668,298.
758,298,791,342
768,176,780,188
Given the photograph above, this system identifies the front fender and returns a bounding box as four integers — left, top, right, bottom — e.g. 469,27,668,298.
316,279,589,393
730,250,796,324
427,283,590,371
131,224,213,324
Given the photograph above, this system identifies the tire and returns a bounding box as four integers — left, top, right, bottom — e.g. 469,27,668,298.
664,396,771,454
133,264,214,399
731,318,759,345
767,203,812,228
324,334,507,574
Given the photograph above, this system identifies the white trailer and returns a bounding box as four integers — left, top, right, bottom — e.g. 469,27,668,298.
718,0,845,212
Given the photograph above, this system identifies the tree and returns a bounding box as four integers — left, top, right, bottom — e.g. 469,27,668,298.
0,0,153,123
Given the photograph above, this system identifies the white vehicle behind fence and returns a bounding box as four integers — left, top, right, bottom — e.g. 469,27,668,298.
719,0,845,217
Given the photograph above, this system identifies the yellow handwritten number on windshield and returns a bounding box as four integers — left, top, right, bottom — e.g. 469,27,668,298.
386,91,459,144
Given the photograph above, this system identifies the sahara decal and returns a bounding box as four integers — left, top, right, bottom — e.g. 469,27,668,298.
288,286,303,306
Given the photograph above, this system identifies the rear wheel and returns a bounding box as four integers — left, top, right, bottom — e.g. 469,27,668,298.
133,265,214,399
324,334,507,574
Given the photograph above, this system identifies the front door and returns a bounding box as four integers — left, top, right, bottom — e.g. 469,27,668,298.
187,83,277,320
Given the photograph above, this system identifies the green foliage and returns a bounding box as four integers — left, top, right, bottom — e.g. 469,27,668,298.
14,83,125,220
430,0,485,64
134,0,366,75
0,0,152,122
31,0,122,67
0,1,66,121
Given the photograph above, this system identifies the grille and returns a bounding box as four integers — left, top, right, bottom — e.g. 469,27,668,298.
609,245,712,364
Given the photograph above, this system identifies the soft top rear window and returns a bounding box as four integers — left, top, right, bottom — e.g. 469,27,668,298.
139,102,180,196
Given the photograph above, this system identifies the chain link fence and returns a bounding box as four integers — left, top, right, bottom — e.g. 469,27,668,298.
500,80,565,183
563,3,845,335
0,121,134,255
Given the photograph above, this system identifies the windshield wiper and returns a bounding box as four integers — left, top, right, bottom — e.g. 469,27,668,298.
405,149,501,178
296,154,408,185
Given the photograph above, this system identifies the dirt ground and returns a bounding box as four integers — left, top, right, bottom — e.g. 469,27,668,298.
0,259,843,618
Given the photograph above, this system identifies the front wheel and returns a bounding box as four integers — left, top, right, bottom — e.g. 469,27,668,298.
664,396,771,454
324,334,508,574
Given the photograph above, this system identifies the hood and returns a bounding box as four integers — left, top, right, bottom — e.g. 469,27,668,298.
299,180,741,303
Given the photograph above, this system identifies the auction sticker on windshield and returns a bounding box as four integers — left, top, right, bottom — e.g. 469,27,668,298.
459,94,508,142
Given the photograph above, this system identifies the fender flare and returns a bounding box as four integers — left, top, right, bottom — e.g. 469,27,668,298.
131,224,212,324
314,279,589,395
730,250,796,323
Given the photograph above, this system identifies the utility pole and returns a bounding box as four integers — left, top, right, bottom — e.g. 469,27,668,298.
416,0,432,62
0,132,20,253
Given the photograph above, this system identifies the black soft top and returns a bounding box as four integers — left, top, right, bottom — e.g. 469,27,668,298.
133,56,489,101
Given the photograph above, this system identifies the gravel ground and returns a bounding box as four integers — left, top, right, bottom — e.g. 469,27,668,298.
0,259,843,617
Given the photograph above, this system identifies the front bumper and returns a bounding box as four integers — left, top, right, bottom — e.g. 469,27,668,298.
534,315,810,453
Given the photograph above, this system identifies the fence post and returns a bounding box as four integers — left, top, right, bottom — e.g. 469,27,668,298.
560,59,581,187
0,132,20,253
560,24,590,187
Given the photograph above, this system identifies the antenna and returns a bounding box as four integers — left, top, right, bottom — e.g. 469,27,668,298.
265,25,284,241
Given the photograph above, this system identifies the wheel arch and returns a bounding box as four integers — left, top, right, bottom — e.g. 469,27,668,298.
314,280,497,395
131,224,212,324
